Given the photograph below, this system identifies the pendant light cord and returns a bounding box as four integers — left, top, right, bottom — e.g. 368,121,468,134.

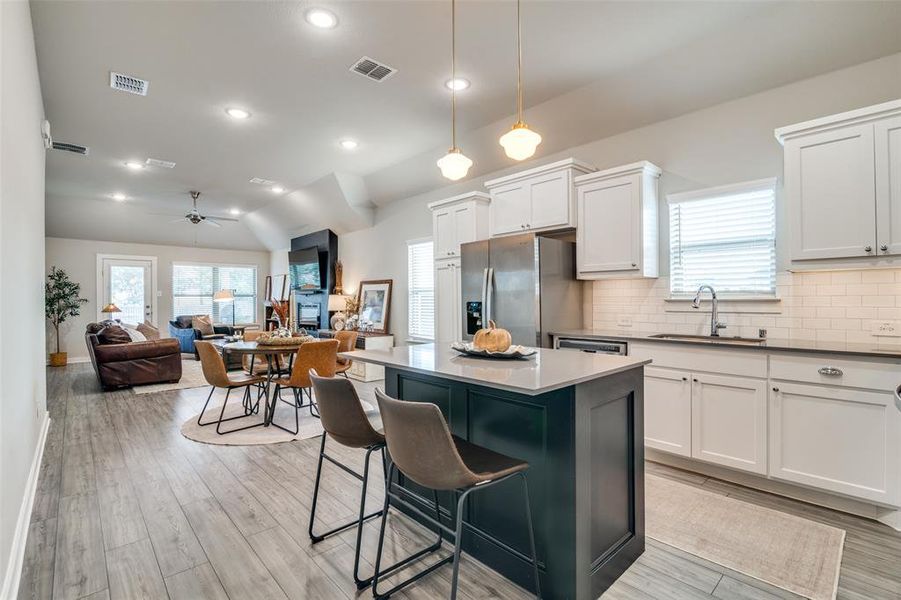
451,0,457,150
516,0,523,123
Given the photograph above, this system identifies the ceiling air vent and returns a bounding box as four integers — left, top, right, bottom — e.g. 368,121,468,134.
109,71,149,96
349,56,397,82
51,141,89,155
249,177,275,186
146,158,176,169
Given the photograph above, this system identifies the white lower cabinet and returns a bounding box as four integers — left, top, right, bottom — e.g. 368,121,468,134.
644,367,692,457
769,382,901,506
691,373,768,475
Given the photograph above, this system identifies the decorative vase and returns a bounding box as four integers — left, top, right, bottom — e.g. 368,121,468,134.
49,352,67,367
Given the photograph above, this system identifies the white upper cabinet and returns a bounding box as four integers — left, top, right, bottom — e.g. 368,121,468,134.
575,161,661,279
484,158,594,237
776,99,901,265
876,115,901,256
435,258,462,342
429,192,490,260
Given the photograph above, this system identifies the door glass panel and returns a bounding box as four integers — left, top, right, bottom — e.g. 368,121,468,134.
109,265,145,324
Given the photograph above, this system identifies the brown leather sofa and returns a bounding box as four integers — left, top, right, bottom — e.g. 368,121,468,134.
86,323,182,390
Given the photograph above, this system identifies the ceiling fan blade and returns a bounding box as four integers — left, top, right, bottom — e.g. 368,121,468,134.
204,215,239,222
202,218,222,228
169,218,187,224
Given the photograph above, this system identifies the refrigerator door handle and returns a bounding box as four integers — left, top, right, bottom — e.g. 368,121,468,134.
480,268,489,327
486,267,494,324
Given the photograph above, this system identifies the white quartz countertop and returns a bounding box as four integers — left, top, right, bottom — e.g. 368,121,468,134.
340,343,650,396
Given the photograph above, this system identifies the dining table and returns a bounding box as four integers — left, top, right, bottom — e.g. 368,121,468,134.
220,338,310,430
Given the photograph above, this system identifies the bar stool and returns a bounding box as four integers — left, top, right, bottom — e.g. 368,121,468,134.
195,341,266,434
271,339,339,434
308,371,442,589
372,389,541,600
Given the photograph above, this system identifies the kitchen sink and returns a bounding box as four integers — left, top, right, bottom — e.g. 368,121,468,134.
649,333,767,345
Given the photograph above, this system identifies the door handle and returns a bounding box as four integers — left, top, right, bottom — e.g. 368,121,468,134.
486,268,494,324
480,268,489,327
818,366,843,377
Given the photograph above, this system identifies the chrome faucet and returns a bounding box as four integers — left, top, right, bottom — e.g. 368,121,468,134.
692,284,726,337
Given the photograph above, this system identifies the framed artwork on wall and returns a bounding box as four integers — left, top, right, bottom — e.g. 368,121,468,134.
356,279,393,334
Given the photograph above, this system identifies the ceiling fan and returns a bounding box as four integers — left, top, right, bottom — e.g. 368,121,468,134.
171,191,237,228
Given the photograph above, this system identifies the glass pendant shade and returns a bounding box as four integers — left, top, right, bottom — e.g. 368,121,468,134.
499,122,542,160
437,148,472,181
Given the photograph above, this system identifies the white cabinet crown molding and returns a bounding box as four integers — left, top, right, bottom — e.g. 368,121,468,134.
427,191,491,210
574,160,662,185
484,157,595,189
775,98,901,144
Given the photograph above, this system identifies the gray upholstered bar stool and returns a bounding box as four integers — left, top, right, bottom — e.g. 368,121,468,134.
372,389,541,600
308,371,442,590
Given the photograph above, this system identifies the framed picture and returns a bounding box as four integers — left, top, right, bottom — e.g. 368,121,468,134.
356,279,393,334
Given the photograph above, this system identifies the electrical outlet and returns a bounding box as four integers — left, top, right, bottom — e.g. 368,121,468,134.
616,316,633,328
872,320,901,337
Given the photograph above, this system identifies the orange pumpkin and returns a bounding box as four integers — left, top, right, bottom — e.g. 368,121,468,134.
473,320,512,352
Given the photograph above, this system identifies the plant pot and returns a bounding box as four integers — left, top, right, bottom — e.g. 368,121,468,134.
49,352,68,367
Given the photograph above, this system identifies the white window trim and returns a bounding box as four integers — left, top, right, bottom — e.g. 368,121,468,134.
667,177,777,300
171,262,260,325
406,237,435,343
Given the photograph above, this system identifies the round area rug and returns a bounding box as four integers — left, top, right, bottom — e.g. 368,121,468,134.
180,396,377,446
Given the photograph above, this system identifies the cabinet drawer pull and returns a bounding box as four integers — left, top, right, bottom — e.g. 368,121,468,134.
773,387,779,392
681,377,687,381
818,366,843,377
692,378,698,382
865,246,873,253
881,244,889,252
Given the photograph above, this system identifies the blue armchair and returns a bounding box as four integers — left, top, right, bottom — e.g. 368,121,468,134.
168,315,234,356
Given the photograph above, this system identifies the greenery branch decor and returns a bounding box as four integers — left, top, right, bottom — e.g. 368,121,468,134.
45,266,88,359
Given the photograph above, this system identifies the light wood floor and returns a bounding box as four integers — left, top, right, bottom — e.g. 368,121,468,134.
16,364,901,600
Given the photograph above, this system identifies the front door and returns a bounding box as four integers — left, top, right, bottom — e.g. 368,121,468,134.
100,257,155,324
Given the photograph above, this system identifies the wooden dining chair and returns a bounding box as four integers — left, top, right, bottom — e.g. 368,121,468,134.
334,330,359,378
195,341,266,434
270,339,339,434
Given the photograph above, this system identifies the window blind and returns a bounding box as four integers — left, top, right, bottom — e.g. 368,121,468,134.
407,240,435,340
172,263,258,324
669,179,776,296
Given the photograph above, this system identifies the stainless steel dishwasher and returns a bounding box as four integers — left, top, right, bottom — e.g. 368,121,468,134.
553,336,628,355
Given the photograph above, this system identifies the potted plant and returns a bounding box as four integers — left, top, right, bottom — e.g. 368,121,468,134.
45,266,88,367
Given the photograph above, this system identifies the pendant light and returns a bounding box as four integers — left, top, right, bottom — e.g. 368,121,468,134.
499,0,541,161
437,0,473,181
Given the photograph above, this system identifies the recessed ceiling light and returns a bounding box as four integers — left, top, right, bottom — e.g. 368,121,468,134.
124,161,144,170
271,186,285,194
445,78,470,91
225,107,251,120
305,8,337,29
229,208,241,215
339,139,358,150
111,192,127,201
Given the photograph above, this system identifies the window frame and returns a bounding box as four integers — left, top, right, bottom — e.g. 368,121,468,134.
171,261,259,325
406,237,435,342
667,177,777,299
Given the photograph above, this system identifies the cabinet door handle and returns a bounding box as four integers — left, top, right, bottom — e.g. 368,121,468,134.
881,244,889,252
631,263,637,267
894,385,901,412
772,387,779,392
865,246,873,253
681,377,687,381
818,366,843,377
692,378,698,382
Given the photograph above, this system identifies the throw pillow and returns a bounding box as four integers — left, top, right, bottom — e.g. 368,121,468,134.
97,325,132,345
137,320,160,340
121,325,147,342
193,314,215,336
86,322,104,334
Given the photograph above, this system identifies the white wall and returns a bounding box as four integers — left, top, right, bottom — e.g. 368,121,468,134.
45,237,270,361
1,1,49,595
338,53,901,343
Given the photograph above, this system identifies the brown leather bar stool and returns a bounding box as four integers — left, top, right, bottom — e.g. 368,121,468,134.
372,389,541,600
195,341,266,434
334,330,359,378
270,339,339,434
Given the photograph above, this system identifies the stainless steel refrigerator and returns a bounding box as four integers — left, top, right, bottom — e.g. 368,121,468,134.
460,233,584,348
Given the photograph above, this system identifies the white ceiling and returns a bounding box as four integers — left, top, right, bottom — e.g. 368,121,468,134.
32,1,901,251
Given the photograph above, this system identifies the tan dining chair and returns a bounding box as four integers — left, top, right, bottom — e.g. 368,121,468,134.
371,389,541,600
270,339,339,433
195,341,266,434
334,330,359,378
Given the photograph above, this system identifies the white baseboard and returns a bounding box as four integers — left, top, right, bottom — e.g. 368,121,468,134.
1,411,51,599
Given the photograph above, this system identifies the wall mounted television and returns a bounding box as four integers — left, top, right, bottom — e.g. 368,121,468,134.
289,247,324,290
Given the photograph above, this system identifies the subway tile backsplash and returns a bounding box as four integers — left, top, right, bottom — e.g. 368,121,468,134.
589,269,901,343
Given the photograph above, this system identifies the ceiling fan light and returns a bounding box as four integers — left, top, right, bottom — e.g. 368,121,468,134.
499,122,541,161
436,148,472,181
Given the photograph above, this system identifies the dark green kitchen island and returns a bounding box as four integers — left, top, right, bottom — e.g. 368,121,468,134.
342,343,649,599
